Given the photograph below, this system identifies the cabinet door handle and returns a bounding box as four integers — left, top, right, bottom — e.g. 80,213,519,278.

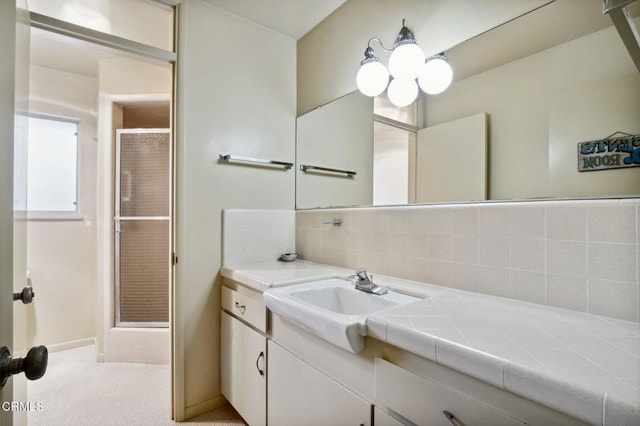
443,410,461,426
255,351,264,376
234,301,246,314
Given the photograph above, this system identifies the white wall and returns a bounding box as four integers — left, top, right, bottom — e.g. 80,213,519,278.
26,65,98,347
175,0,295,419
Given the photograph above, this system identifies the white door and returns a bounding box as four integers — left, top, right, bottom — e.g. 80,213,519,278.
0,0,17,418
2,2,46,426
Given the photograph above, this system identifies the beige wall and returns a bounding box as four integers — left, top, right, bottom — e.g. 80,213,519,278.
297,0,550,115
26,65,98,347
426,21,640,200
176,0,296,419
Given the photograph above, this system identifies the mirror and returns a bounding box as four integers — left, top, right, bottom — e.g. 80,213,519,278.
295,1,640,209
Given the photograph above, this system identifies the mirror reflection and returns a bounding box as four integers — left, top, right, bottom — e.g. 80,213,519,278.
295,1,640,209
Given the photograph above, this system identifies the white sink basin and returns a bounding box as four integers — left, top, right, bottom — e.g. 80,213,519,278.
263,277,419,353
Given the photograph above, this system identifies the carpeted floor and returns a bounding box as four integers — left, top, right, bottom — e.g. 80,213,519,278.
28,345,247,425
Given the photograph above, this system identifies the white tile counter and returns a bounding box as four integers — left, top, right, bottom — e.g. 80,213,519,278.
220,261,640,425
220,260,351,292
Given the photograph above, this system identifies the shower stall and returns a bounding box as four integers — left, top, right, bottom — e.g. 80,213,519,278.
108,128,171,363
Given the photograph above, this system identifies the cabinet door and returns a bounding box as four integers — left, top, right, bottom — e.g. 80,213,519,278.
268,340,371,426
374,407,407,426
221,311,266,426
376,359,525,426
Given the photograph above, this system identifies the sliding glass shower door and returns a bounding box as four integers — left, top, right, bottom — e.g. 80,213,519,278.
115,129,171,327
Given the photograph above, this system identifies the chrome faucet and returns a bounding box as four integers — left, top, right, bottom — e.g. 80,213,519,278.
350,268,387,295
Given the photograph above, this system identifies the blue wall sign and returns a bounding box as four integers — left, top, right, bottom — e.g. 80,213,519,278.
578,134,640,172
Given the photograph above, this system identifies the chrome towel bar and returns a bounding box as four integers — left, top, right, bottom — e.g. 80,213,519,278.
300,164,356,177
219,154,293,170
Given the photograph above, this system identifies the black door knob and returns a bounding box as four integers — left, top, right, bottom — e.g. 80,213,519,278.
0,345,48,387
13,286,34,304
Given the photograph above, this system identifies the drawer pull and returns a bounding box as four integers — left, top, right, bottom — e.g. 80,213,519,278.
443,410,460,426
234,301,246,314
255,351,264,376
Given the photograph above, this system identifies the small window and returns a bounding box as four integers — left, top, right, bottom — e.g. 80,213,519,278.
27,115,78,212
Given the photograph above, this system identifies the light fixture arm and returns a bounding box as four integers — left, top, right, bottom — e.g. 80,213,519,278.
366,37,394,53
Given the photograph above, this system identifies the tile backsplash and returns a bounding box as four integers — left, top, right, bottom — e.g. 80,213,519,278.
295,199,640,322
222,209,295,265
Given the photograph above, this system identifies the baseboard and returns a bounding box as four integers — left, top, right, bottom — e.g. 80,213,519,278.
46,337,96,353
184,395,228,420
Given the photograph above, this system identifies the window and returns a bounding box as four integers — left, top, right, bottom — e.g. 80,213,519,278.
27,115,78,212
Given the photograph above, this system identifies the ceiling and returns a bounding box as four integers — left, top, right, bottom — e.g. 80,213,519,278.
202,0,347,40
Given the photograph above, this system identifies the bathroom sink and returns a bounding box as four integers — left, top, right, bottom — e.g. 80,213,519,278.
263,277,419,353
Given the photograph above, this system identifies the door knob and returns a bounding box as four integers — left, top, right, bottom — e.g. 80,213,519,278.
13,286,34,304
0,345,48,387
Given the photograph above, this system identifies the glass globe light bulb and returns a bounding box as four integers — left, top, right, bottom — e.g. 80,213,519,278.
387,78,418,107
388,43,425,80
356,60,389,97
418,56,453,95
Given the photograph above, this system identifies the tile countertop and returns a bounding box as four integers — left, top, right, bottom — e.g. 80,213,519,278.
220,261,640,426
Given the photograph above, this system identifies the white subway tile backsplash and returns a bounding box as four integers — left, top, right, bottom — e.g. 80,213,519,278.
405,234,428,258
452,235,479,263
587,206,636,244
405,257,429,283
547,240,587,277
428,260,453,286
427,208,453,235
294,200,639,323
222,209,295,265
588,243,636,283
478,207,510,238
588,279,638,322
452,207,478,236
511,238,546,272
478,266,510,297
510,270,545,304
479,237,509,267
547,206,587,241
451,263,479,293
428,235,452,261
511,207,545,239
546,274,587,312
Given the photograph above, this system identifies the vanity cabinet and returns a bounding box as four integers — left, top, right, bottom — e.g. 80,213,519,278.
268,340,371,426
375,358,525,426
221,285,268,426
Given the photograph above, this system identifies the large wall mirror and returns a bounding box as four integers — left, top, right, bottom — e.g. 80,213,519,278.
295,0,640,209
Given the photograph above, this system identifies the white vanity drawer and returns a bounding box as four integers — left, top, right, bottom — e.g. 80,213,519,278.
375,358,525,426
222,285,267,332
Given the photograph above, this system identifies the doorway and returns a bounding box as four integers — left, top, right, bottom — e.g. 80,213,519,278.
23,0,176,422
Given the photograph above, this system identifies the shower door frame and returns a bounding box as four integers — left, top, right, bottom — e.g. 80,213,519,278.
114,128,171,328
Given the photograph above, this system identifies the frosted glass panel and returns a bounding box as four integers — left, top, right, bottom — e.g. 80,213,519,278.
116,130,170,326
118,220,169,323
119,132,170,217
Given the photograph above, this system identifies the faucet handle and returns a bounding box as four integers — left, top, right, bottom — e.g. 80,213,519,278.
355,268,369,281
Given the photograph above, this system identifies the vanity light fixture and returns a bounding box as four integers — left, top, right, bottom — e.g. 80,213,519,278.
356,19,454,106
